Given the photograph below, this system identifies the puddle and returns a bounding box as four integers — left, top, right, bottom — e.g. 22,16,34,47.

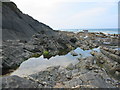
103,42,111,45
114,48,120,50
11,47,100,77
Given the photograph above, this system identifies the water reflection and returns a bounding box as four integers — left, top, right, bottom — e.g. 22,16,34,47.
11,47,100,77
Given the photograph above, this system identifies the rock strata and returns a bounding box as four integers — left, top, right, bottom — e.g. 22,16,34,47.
1,75,39,88
1,1,120,89
91,47,120,81
2,56,118,88
1,2,78,72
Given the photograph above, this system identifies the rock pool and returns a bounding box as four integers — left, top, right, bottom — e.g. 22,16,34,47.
11,47,100,77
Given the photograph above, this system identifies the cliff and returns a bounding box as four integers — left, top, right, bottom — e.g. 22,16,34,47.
2,2,53,40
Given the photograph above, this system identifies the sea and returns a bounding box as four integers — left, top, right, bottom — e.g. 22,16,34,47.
59,28,119,34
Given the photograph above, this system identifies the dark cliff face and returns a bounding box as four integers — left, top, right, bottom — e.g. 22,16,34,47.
2,2,53,40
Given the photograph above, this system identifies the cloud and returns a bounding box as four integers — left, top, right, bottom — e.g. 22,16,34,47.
28,0,119,3
10,0,118,29
11,0,59,21
58,7,114,29
72,7,107,20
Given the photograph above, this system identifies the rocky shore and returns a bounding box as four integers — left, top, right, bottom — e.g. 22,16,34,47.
1,1,120,89
2,30,78,74
1,31,120,88
1,49,120,88
1,2,78,73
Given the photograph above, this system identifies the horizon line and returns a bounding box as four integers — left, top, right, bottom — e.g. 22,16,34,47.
56,28,118,30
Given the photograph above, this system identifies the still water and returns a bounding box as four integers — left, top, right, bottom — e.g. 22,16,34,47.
11,47,100,77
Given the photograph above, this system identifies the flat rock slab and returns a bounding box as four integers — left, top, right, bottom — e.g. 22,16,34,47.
1,75,39,88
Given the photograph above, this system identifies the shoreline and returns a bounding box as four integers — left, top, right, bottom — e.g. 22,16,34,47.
1,30,120,88
58,28,119,35
1,46,120,88
1,31,119,75
1,1,119,88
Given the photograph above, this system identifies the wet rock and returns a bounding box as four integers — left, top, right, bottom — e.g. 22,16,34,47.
70,51,78,56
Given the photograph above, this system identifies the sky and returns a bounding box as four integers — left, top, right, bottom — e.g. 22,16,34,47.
10,0,119,29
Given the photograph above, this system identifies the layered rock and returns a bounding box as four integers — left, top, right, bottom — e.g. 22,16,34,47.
0,75,39,88
2,2,53,40
1,1,120,89
1,2,78,73
2,56,118,88
91,47,120,81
